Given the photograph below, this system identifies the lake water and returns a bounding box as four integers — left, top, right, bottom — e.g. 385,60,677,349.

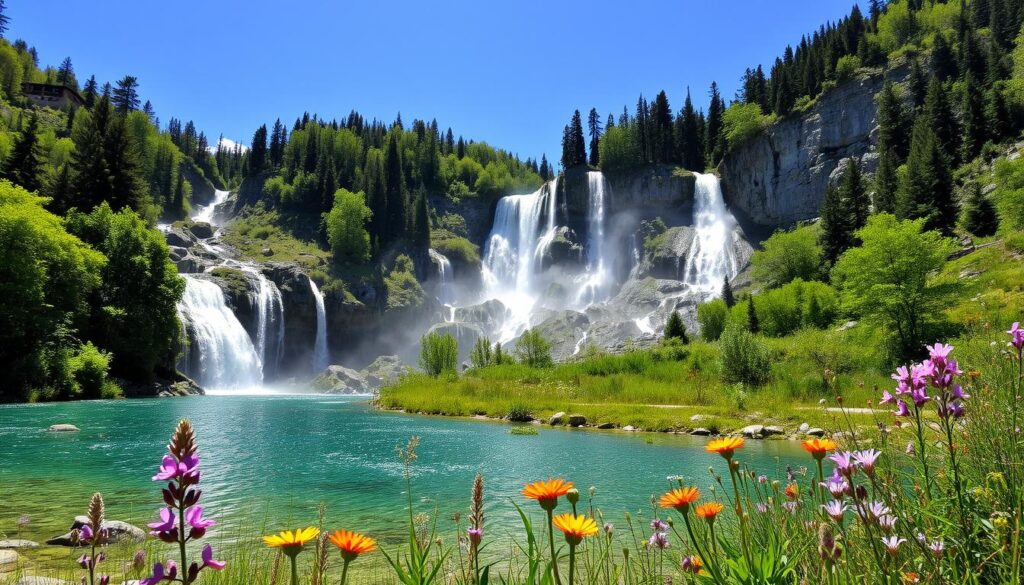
0,396,806,552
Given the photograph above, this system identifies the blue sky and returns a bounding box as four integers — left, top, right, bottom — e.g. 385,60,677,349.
11,1,864,162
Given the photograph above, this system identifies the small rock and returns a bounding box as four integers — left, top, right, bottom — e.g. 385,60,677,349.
835,321,858,332
689,414,704,422
959,269,981,279
568,414,587,427
597,422,615,429
15,578,72,585
691,428,712,436
47,424,79,432
741,424,765,438
806,427,826,437
549,412,566,425
622,425,637,432
763,425,785,436
0,540,38,549
798,423,810,433
261,247,273,257
47,517,144,547
0,549,18,571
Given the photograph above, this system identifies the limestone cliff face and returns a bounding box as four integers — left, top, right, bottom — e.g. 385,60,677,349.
561,165,696,221
720,63,910,227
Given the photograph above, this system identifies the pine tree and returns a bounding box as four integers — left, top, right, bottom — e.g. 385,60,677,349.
842,158,869,234
249,125,268,173
56,57,75,88
587,107,603,167
875,81,910,160
383,132,407,243
650,91,674,163
907,60,927,110
71,96,114,210
747,297,760,334
898,117,956,235
539,154,550,181
561,110,587,169
664,310,688,342
960,73,987,162
678,90,705,170
0,0,8,38
706,82,726,163
142,100,155,121
962,182,999,237
112,75,140,114
930,33,957,81
985,86,1012,143
44,162,72,213
82,75,98,108
923,76,960,165
412,189,430,250
2,113,44,192
363,149,387,251
819,183,848,267
722,278,735,308
874,148,899,214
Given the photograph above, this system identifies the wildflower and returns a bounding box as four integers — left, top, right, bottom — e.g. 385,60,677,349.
878,515,897,533
881,536,906,555
467,527,482,545
131,550,147,573
650,518,669,532
468,472,484,563
866,501,890,521
681,555,703,574
822,471,849,499
147,508,177,541
140,560,177,585
895,400,911,417
853,449,882,476
329,530,376,562
784,483,799,499
1009,322,1024,351
566,488,580,507
552,514,598,545
603,523,614,536
782,501,799,515
802,438,837,460
705,437,745,459
929,540,944,558
829,452,857,477
818,524,841,561
757,475,768,484
906,441,915,455
648,531,670,550
822,501,848,522
522,478,574,511
756,502,769,513
694,502,724,523
903,573,920,583
659,487,700,514
264,527,321,555
880,390,896,404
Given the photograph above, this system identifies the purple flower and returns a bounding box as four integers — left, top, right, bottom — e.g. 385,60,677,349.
756,502,769,514
648,531,669,549
895,400,911,417
185,506,214,538
881,536,906,555
147,508,176,536
829,452,857,477
822,470,849,499
880,390,896,405
929,540,944,558
650,518,668,532
758,475,768,484
909,386,930,407
878,515,897,533
200,544,226,571
1009,322,1024,351
782,501,799,515
822,501,848,522
467,527,483,545
853,449,881,476
906,441,915,455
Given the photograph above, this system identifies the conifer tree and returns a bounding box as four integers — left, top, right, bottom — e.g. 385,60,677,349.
2,113,44,192
561,110,587,169
907,60,927,110
412,189,430,250
898,117,956,235
930,33,957,81
56,57,75,88
873,148,899,214
923,77,960,165
842,158,869,233
962,181,999,237
82,75,98,108
71,96,114,210
383,132,407,243
44,162,72,213
249,125,268,173
112,75,140,114
706,82,726,163
678,90,704,171
819,159,867,266
587,107,603,167
539,155,550,181
985,86,1011,143
960,73,987,162
876,81,910,160
0,1,8,38
363,148,386,251
721,278,735,308
664,310,688,342
650,91,674,163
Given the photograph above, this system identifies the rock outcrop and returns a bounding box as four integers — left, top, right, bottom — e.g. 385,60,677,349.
720,62,911,226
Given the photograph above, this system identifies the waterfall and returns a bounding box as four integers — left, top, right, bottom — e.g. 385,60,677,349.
177,275,263,390
682,173,738,293
576,172,611,305
310,278,329,372
242,267,285,378
191,189,230,226
428,249,454,305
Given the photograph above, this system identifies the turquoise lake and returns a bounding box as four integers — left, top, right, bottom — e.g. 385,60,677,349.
0,396,807,549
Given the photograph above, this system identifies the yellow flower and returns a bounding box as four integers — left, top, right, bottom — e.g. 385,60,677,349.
659,487,700,513
705,437,745,459
522,478,574,511
329,530,376,562
694,502,724,523
551,513,599,545
263,527,320,555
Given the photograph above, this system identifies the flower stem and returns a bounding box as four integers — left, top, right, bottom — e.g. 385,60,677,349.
567,543,576,585
339,558,351,585
913,406,932,500
547,509,562,585
289,554,299,585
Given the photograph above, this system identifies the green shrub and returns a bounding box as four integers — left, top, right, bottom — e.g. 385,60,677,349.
509,426,539,436
433,235,480,265
751,224,823,288
833,55,861,82
507,403,532,422
697,299,728,341
69,342,118,399
325,188,371,264
719,324,771,386
756,279,838,336
663,310,688,342
419,332,458,377
385,254,424,310
722,103,774,148
515,329,553,368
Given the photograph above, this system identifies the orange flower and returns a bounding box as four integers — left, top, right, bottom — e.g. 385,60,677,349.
705,437,745,459
329,530,376,562
801,438,837,460
784,483,799,500
902,572,920,583
522,478,574,511
694,502,724,522
659,487,700,513
681,555,703,574
551,513,598,545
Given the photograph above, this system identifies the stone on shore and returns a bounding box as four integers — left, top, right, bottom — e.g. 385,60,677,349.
597,422,615,429
0,550,18,573
763,425,785,436
806,427,826,437
622,425,637,432
549,412,566,425
691,428,712,436
0,540,38,549
741,424,764,438
47,517,144,547
15,578,72,585
47,424,79,432
568,414,587,427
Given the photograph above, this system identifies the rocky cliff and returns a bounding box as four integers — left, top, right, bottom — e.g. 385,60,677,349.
720,62,911,227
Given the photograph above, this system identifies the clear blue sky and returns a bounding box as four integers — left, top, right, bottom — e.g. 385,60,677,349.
10,1,865,163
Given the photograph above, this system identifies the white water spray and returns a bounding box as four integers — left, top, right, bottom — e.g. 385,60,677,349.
576,172,611,305
310,278,329,372
429,249,454,305
682,173,738,293
242,267,285,377
192,189,230,226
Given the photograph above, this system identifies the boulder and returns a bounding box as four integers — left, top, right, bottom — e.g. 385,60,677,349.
539,226,584,271
47,517,144,547
189,222,215,239
0,540,37,549
798,423,810,433
568,414,587,427
522,310,590,362
763,426,785,436
549,412,566,425
835,321,858,332
164,226,196,248
47,424,79,432
452,299,508,335
741,424,765,438
312,366,369,395
597,422,615,429
806,428,826,437
690,414,704,422
622,425,637,432
362,355,407,390
0,550,18,572
691,428,712,436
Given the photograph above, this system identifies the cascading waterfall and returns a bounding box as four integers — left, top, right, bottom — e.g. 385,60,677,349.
177,275,263,390
192,189,230,226
310,278,329,372
576,172,611,305
428,248,454,305
242,267,285,378
682,173,738,293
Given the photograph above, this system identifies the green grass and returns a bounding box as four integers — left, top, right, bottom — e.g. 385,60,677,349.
220,206,329,271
